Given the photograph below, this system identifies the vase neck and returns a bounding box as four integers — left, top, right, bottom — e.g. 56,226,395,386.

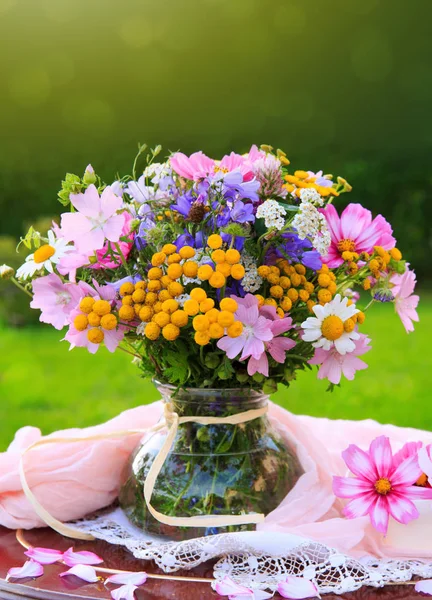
155,383,268,418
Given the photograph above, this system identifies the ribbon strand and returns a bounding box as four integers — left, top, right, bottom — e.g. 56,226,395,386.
19,405,268,540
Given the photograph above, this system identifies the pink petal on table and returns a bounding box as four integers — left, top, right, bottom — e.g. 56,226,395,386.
215,576,254,597
63,547,103,566
415,580,432,595
59,564,100,583
106,572,147,586
6,561,44,581
277,576,321,599
111,583,138,600
24,547,64,565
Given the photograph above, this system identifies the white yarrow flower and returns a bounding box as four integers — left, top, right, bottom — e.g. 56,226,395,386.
292,201,331,255
301,294,360,354
256,199,287,230
241,252,263,293
299,188,324,206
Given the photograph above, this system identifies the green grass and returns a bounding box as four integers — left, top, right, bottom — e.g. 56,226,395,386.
1,296,431,450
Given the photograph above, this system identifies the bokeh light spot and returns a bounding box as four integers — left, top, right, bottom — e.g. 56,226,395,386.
9,67,51,108
119,16,162,48
273,2,306,34
0,0,17,14
62,98,115,133
351,30,393,83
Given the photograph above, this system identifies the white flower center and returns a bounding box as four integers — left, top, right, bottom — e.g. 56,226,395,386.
56,291,72,306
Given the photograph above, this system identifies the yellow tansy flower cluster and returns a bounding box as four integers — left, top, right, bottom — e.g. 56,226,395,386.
256,260,318,316
184,288,243,346
283,170,339,199
74,296,118,345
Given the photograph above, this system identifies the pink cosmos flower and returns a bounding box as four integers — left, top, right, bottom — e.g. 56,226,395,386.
333,436,432,534
390,268,420,333
30,274,84,330
393,442,431,487
60,184,126,255
64,280,125,354
170,151,215,180
320,203,396,267
308,333,371,385
217,294,274,362
247,305,296,377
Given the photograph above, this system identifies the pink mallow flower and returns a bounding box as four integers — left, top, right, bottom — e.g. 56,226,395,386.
308,333,371,385
390,268,420,333
333,435,432,534
247,305,296,377
30,274,84,330
64,280,124,354
217,294,274,362
320,203,396,268
60,184,126,255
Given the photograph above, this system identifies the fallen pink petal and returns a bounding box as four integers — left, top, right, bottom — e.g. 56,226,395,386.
415,580,432,595
277,576,321,599
110,583,138,600
215,576,255,597
63,547,104,567
59,564,100,583
106,571,148,586
6,561,44,581
24,546,64,565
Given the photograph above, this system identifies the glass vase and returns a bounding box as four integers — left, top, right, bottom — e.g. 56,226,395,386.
119,381,303,541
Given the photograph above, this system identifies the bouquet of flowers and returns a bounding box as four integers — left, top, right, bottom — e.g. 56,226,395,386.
3,143,419,392
3,143,421,538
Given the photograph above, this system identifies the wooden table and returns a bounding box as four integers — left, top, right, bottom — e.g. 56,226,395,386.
0,527,419,599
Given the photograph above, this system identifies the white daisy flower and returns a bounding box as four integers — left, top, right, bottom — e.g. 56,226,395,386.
16,230,73,280
301,294,360,354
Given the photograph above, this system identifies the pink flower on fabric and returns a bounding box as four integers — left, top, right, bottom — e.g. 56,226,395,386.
393,442,432,487
418,446,432,482
30,274,84,330
415,580,432,595
63,547,103,567
308,333,371,385
6,561,44,581
59,564,100,582
64,280,124,354
390,268,420,333
333,436,432,534
319,203,396,267
24,547,63,564
247,305,296,376
214,576,272,599
60,184,126,254
170,151,215,180
277,576,321,599
217,294,273,362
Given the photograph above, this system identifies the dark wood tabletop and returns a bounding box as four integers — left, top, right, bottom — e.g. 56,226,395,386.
0,527,420,600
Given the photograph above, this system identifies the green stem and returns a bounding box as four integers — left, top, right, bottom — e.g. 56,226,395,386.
114,242,130,273
11,277,33,298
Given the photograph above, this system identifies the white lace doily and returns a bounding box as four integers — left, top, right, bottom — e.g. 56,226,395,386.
71,507,432,595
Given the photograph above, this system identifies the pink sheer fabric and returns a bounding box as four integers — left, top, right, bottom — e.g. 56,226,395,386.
1,401,431,560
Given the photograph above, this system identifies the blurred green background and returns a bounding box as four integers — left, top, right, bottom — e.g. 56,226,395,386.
1,0,431,448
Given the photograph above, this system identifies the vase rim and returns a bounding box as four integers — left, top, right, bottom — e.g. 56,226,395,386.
152,379,266,396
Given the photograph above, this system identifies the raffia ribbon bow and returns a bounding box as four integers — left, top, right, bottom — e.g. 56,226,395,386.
19,404,268,540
